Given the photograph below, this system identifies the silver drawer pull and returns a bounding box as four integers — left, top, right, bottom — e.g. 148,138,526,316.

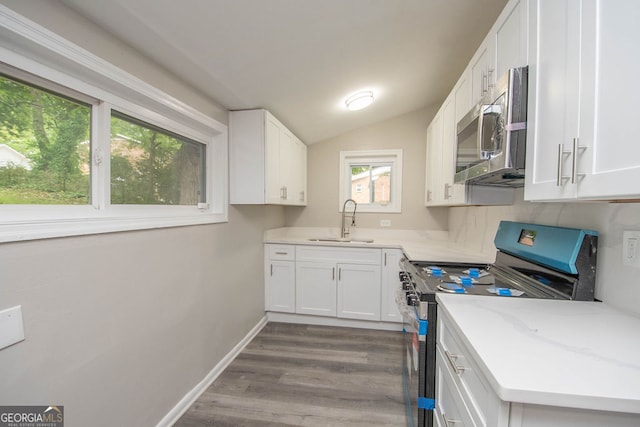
274,251,288,255
444,350,465,375
442,412,460,427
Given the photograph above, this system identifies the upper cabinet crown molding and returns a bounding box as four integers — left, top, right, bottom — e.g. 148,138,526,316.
230,109,307,206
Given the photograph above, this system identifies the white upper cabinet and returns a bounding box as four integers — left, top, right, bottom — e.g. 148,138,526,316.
470,41,496,105
230,109,307,205
425,0,527,208
525,0,640,201
425,103,445,205
495,0,528,78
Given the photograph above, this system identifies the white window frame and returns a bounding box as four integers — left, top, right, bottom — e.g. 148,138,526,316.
0,6,228,243
339,149,403,213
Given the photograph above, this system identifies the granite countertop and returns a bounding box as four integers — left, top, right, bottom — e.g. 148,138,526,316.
437,294,640,414
263,227,495,264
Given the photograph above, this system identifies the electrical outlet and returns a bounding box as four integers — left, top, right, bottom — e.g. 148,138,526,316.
380,219,391,227
623,231,640,267
0,305,25,350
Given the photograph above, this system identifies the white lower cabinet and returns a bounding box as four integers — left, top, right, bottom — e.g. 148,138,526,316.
336,263,381,321
435,347,477,427
265,245,296,313
265,244,400,325
381,249,403,323
295,261,337,316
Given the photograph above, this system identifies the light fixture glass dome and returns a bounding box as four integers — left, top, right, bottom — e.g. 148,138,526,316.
345,91,374,111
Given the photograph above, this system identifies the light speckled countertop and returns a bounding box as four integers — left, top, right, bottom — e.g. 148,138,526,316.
437,294,640,414
263,227,495,263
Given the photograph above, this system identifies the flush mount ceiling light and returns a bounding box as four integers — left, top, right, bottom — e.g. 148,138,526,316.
345,91,374,111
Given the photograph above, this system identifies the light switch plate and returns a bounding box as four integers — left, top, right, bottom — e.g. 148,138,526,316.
0,306,25,350
623,231,640,267
380,219,391,227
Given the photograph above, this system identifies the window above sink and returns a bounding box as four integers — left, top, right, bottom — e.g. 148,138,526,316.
339,149,403,213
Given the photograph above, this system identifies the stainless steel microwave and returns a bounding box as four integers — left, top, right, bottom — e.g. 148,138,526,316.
455,66,528,187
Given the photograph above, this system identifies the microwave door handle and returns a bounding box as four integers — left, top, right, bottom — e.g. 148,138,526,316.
476,105,486,158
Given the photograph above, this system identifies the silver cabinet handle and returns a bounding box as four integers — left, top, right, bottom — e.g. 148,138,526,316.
482,71,487,94
275,251,288,255
270,264,273,276
444,350,465,375
571,137,587,184
427,190,432,202
332,267,335,281
557,144,571,186
338,268,342,281
487,68,494,89
384,252,387,266
444,183,452,199
442,412,460,427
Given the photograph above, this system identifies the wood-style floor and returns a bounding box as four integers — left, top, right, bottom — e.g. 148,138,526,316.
174,322,406,427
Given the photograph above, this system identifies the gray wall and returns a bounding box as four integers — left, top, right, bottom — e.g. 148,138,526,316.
0,1,285,425
286,106,449,231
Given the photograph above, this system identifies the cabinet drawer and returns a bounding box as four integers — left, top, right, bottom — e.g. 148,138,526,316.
296,245,381,264
435,346,477,427
437,310,504,427
267,244,295,261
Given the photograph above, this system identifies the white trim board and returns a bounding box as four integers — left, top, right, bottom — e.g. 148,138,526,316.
155,316,268,427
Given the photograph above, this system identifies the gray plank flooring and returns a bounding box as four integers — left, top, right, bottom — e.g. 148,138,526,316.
174,322,407,427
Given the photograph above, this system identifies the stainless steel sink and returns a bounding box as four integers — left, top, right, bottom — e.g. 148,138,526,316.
307,238,374,243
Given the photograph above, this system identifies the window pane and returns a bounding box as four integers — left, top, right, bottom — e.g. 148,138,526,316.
350,165,370,204
371,165,391,205
350,163,392,205
0,74,91,204
110,112,205,205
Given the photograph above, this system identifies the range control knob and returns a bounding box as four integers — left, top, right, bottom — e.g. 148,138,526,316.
401,280,412,291
407,293,419,306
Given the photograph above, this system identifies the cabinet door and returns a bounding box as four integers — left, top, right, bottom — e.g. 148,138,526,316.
435,347,481,427
336,263,381,321
425,111,444,205
265,113,284,204
295,261,336,317
441,96,457,204
470,41,496,105
577,1,640,199
524,0,581,201
380,249,403,323
495,0,527,78
289,137,307,205
266,260,295,313
279,128,295,204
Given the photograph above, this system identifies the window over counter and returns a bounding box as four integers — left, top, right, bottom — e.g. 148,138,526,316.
339,149,402,213
0,6,228,242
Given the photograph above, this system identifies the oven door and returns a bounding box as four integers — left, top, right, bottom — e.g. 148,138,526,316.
400,302,432,427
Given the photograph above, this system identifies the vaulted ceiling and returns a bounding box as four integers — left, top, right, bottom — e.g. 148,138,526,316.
61,0,508,144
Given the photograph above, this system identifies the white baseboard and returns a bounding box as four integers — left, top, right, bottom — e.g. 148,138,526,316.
155,315,268,427
266,312,403,331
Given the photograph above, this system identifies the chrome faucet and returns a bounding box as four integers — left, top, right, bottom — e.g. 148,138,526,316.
341,199,357,238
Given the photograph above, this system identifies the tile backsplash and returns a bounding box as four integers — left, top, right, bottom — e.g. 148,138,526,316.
448,190,640,316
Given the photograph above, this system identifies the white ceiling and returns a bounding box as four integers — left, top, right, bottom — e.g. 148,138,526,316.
60,0,508,144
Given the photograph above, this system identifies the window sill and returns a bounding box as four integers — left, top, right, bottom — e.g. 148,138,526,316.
0,212,228,243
